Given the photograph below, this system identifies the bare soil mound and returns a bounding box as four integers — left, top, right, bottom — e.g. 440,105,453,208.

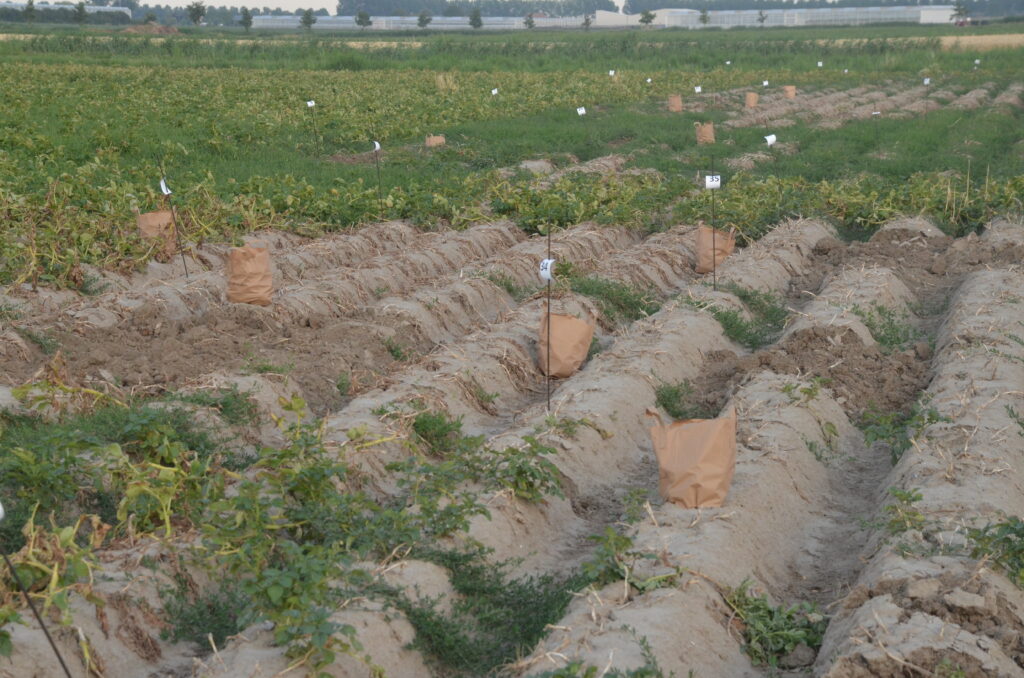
4,214,1024,677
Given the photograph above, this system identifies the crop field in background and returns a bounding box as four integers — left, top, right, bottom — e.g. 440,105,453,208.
1,24,1023,288
1,20,1024,678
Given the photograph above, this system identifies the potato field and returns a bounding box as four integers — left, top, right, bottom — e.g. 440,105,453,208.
1,21,1024,678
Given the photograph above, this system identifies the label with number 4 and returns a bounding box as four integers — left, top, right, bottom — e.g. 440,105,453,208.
705,175,721,190
539,258,556,282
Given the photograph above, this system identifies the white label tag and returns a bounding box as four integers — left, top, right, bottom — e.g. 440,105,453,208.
694,86,702,94
372,141,381,152
705,175,721,190
306,100,315,108
160,178,172,196
765,134,777,146
872,111,880,116
646,77,652,83
974,59,981,65
817,61,823,67
844,69,849,74
576,106,586,116
491,87,498,95
762,80,769,87
539,258,555,282
726,60,731,65
609,70,616,76
923,77,931,85
0,499,5,522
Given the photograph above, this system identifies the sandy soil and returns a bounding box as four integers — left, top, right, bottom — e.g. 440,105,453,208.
3,170,1024,677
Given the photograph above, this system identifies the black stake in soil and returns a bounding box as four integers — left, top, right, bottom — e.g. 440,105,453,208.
372,142,384,217
158,166,189,280
546,226,552,413
308,102,321,155
1,504,73,678
711,154,718,291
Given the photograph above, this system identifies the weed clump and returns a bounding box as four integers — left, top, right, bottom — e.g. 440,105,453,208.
160,577,256,652
397,546,585,677
725,579,828,668
654,379,713,421
686,282,788,349
850,302,921,353
970,516,1024,588
567,275,660,326
859,397,947,464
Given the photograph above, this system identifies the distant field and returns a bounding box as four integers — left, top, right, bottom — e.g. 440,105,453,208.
1,25,1022,285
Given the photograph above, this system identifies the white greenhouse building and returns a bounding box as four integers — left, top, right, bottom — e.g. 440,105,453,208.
251,5,954,31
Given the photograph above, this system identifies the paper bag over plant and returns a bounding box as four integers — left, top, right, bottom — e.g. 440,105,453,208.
695,121,715,145
745,92,759,108
227,243,273,306
538,311,594,379
137,210,176,261
647,406,737,508
695,225,736,274
668,94,684,113
425,135,446,148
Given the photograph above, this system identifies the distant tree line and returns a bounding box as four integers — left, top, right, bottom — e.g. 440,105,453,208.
334,0,615,18
5,0,1022,27
0,2,131,23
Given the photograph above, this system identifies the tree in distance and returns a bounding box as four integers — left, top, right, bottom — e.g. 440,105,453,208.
143,9,156,22
757,9,767,26
469,6,482,29
952,0,970,23
418,9,431,28
74,1,87,25
582,13,592,30
300,7,316,30
699,8,709,25
639,9,656,26
355,9,371,28
23,0,35,23
524,13,535,28
187,0,206,25
240,6,253,32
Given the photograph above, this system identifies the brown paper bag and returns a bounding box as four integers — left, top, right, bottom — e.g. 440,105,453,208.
647,406,737,508
425,135,446,148
227,244,273,306
745,92,759,108
695,121,715,145
784,85,797,99
538,311,594,378
668,94,684,113
137,210,176,261
695,225,736,274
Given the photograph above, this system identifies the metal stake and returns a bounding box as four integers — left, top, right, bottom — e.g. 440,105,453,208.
309,104,322,155
546,226,552,413
373,146,384,217
164,194,189,280
711,154,717,291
